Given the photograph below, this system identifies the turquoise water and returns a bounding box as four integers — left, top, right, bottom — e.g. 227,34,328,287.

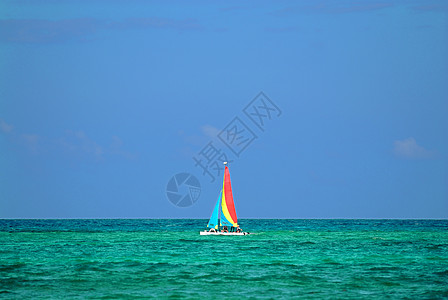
1,219,447,299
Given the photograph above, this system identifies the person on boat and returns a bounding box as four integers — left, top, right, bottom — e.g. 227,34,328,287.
236,226,242,233
222,226,228,233
209,228,216,233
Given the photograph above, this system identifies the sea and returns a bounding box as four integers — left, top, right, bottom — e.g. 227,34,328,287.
0,219,447,299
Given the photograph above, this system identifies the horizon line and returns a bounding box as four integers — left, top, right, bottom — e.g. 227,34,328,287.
1,217,447,220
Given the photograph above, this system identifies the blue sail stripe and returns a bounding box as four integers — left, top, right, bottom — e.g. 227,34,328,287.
207,191,221,229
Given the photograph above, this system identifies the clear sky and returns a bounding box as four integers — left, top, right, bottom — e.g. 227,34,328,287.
1,0,447,219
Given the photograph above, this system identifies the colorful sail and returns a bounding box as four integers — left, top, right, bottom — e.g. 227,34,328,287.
207,191,221,229
220,166,238,227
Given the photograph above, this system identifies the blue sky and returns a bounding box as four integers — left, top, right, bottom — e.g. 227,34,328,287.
1,0,447,219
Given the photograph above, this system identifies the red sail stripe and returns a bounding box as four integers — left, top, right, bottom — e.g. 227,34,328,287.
224,166,238,224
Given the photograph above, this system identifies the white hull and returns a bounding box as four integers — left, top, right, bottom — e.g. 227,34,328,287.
200,231,250,236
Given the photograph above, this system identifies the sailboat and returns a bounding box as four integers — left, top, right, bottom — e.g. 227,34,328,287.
200,162,250,236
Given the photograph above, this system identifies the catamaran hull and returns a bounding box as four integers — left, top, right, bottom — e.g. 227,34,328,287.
199,231,251,236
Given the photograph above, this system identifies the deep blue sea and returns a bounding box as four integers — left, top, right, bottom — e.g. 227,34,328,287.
1,219,447,299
